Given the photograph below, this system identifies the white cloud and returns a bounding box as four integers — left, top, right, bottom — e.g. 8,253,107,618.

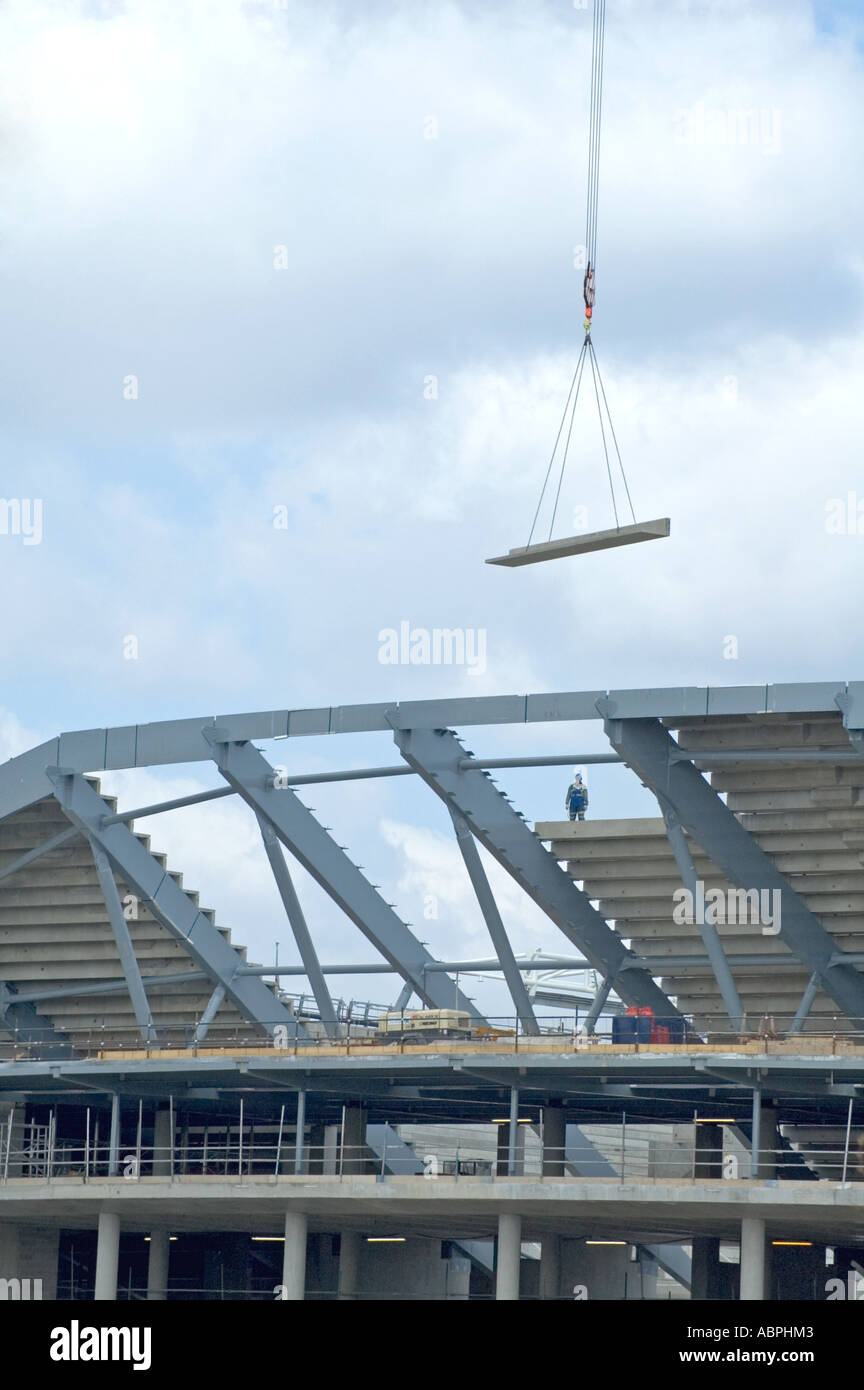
2,0,864,1005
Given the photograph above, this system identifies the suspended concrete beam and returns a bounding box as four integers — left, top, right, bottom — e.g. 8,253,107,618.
47,771,298,1037
486,518,671,567
88,839,157,1044
258,815,338,1038
602,713,864,1024
449,809,539,1034
392,727,684,1019
659,804,744,1031
210,737,484,1020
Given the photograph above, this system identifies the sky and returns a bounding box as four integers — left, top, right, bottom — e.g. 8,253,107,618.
1,0,863,1018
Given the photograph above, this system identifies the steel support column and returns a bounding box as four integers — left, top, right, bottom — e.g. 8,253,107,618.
89,839,156,1043
790,973,820,1035
660,804,744,1030
582,977,612,1034
602,714,864,1023
258,816,338,1037
449,809,538,1033
193,984,226,1044
393,726,683,1018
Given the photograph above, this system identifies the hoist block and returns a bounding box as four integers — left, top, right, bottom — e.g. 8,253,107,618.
486,517,671,567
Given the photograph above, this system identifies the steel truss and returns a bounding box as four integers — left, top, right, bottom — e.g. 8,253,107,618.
0,681,863,1046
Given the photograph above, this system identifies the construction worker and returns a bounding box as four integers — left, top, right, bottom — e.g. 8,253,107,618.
565,770,588,821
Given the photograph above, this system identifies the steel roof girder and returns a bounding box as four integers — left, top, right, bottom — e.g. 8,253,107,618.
392,726,684,1019
603,715,864,1023
210,737,484,1020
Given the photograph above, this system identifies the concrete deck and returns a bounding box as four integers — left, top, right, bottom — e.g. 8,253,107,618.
1,1175,862,1245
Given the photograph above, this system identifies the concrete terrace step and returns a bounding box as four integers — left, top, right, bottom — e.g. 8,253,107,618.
0,790,251,1049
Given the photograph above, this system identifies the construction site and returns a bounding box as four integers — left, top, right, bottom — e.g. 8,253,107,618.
3,681,864,1301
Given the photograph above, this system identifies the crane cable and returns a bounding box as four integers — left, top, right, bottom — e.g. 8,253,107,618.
525,0,637,547
583,0,605,335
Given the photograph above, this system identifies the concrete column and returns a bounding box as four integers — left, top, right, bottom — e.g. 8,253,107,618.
496,1122,525,1176
691,1237,723,1299
0,1223,59,1298
0,1103,25,1178
694,1122,723,1180
323,1124,339,1174
740,1218,766,1300
307,1124,324,1174
496,1122,509,1176
539,1234,561,1300
0,1222,21,1289
542,1105,566,1177
108,1093,121,1177
759,1104,779,1180
281,1211,307,1301
337,1231,361,1300
341,1105,367,1175
495,1213,521,1301
445,1253,471,1300
146,1231,170,1300
94,1211,120,1302
152,1106,172,1177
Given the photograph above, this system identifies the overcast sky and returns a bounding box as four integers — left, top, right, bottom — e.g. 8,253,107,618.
1,0,863,1017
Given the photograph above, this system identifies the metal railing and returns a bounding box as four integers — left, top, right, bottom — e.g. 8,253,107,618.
6,1012,864,1061
2,1136,862,1186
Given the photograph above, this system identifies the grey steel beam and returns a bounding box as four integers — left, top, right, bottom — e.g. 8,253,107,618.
48,772,297,1037
88,838,157,1044
193,984,226,1044
210,737,484,1019
257,815,338,1038
789,973,821,1036
448,809,539,1034
2,684,861,821
602,714,864,1023
10,972,207,1005
0,825,79,884
582,977,612,1033
5,947,834,1010
392,981,413,1011
100,786,235,825
659,804,744,1031
0,982,76,1058
393,726,684,1019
